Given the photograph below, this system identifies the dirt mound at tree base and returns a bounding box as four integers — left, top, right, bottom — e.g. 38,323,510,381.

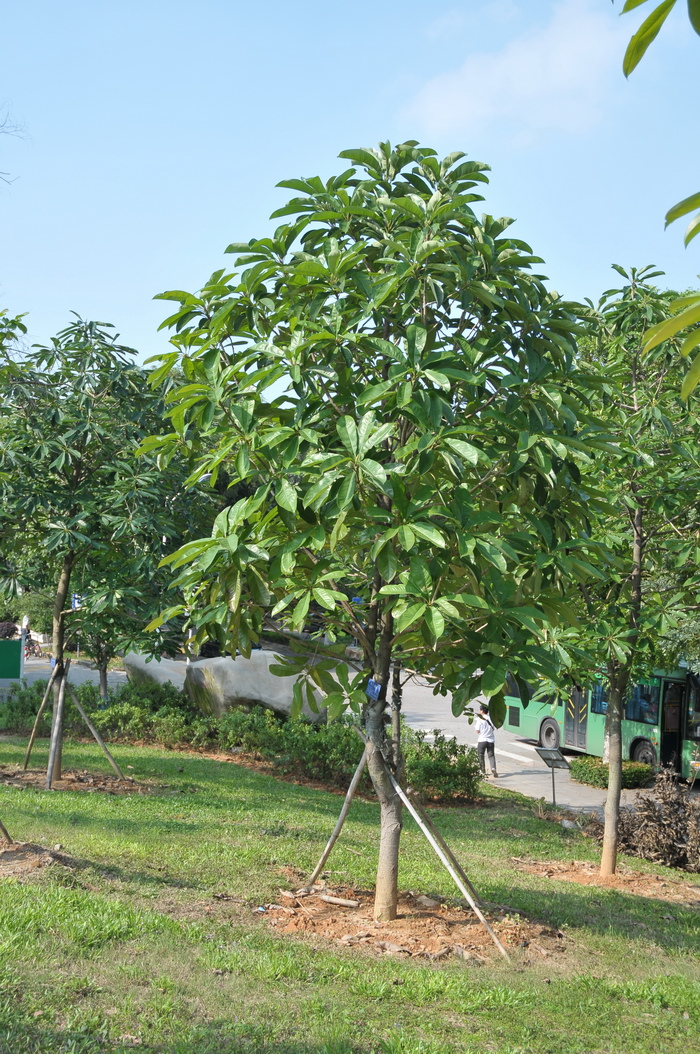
0,841,60,877
263,878,567,963
0,763,154,795
515,858,700,906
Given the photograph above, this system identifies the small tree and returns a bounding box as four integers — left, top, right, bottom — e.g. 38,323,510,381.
150,143,604,919
0,318,214,768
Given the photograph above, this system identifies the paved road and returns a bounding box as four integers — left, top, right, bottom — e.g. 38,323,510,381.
17,658,640,814
398,671,644,815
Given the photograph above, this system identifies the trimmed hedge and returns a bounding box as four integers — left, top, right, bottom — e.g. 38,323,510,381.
0,679,482,801
569,755,654,788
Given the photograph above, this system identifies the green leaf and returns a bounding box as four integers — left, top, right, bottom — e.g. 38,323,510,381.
665,189,700,225
679,328,700,359
336,472,356,510
681,351,700,401
622,0,676,76
445,438,480,465
481,659,509,698
395,602,427,633
313,587,340,610
488,691,506,729
397,525,416,551
424,606,445,639
276,478,298,514
411,522,446,547
684,212,700,246
689,0,700,34
643,299,700,353
461,595,490,610
337,416,358,455
291,680,304,720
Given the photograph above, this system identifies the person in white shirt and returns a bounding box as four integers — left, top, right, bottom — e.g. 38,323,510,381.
474,703,498,778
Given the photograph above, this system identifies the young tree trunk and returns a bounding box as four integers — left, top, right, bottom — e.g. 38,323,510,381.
601,673,625,877
365,698,402,921
363,610,402,921
99,665,108,700
50,553,74,781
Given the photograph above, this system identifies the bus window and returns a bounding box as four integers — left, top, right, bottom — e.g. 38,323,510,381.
591,685,608,714
625,684,659,726
687,677,700,741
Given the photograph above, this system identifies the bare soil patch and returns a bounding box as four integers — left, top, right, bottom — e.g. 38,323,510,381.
0,841,61,877
516,858,700,907
0,762,155,796
261,870,567,963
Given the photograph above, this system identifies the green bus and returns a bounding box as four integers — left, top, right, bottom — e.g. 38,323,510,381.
504,669,700,780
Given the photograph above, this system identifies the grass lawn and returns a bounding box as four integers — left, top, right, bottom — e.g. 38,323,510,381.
1,735,699,1053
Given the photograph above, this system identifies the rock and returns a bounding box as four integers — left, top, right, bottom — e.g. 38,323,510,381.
184,652,325,723
415,894,441,908
122,653,188,691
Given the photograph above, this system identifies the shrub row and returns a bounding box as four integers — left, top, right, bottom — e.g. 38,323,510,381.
569,755,653,788
0,679,482,801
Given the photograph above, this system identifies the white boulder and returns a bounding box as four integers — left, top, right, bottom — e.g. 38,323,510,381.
122,652,188,691
184,652,325,723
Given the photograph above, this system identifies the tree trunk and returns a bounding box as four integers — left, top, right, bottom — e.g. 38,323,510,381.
50,553,74,781
99,665,108,700
363,608,402,921
601,675,625,876
365,698,402,921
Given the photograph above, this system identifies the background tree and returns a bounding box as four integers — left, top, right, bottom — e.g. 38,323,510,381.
149,142,606,920
551,265,700,875
0,317,215,769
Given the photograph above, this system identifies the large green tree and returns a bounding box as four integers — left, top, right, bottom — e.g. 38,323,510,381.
149,142,605,919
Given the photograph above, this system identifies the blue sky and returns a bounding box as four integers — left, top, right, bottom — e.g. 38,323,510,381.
2,0,699,360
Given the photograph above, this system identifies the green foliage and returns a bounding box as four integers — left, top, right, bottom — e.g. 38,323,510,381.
15,592,53,634
0,680,52,734
643,290,700,399
149,142,606,721
0,621,17,640
0,676,481,799
569,756,653,788
403,727,482,799
0,317,219,669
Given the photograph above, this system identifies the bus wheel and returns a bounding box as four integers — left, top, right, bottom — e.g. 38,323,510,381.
540,719,560,750
632,740,656,766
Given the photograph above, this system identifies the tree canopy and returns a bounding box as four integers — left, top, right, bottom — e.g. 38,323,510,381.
148,141,610,918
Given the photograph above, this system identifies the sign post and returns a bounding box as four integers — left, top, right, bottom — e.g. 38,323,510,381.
534,747,571,806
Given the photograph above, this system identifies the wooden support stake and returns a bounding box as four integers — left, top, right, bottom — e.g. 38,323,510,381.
66,685,128,782
404,787,483,908
23,664,60,770
317,894,360,908
304,747,367,890
46,661,70,790
0,816,13,844
354,727,510,962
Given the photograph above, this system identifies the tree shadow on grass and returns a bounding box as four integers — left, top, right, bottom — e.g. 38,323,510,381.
483,875,700,956
0,1016,373,1054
